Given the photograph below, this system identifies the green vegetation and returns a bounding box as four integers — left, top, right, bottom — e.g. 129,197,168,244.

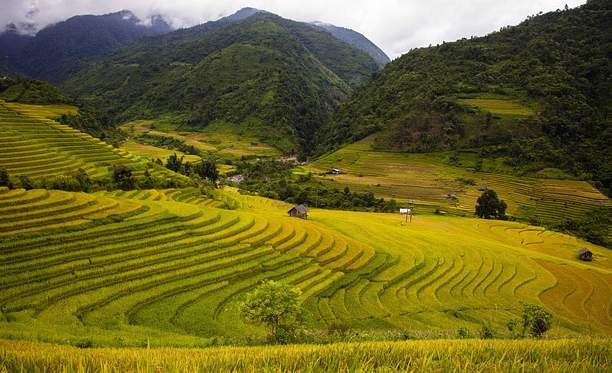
121,119,281,161
0,5,611,370
0,101,186,185
0,186,609,348
475,190,507,219
64,13,378,154
0,76,71,104
234,159,398,212
306,141,611,244
521,304,553,338
241,281,302,343
320,0,611,192
58,110,125,147
0,167,9,187
1,338,611,372
456,97,535,117
120,140,201,163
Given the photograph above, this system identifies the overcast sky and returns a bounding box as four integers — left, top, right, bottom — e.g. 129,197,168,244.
2,0,586,58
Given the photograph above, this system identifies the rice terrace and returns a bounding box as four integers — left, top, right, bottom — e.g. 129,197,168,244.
0,1,611,372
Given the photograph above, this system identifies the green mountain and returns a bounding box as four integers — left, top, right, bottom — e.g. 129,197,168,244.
0,76,71,104
320,0,611,191
64,12,379,154
0,11,172,83
310,21,391,67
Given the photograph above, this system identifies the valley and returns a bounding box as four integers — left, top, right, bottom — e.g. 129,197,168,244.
0,1,610,371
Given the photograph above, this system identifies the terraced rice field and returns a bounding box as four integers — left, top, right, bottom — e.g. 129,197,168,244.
0,101,182,181
121,119,280,161
0,186,609,347
306,141,611,227
456,98,535,116
120,140,201,163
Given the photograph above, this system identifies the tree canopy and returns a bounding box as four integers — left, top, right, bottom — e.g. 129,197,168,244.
240,280,301,343
475,189,507,219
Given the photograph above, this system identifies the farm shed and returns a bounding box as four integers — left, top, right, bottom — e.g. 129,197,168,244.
578,248,593,261
288,204,308,219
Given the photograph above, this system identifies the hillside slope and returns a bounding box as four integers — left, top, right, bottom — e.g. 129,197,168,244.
0,101,182,182
311,22,391,67
0,11,171,83
320,0,611,189
0,187,609,348
63,12,379,154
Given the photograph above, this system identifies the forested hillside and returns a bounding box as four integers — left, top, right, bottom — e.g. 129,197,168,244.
320,0,611,191
0,76,71,104
64,12,379,154
311,22,391,67
0,11,171,83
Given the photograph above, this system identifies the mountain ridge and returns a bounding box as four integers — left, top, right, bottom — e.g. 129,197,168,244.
63,11,380,154
318,0,611,191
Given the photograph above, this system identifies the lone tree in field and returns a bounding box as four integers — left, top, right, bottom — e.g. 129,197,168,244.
0,167,10,188
521,304,552,338
475,189,507,219
240,280,301,343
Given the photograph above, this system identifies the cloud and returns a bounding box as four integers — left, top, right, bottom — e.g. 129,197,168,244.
1,0,586,58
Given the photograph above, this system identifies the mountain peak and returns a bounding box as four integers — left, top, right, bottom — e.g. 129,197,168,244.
221,7,267,23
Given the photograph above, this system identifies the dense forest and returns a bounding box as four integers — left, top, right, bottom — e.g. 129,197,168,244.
320,0,611,192
0,76,71,104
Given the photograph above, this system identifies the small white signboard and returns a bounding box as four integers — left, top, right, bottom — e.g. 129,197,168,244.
400,208,411,215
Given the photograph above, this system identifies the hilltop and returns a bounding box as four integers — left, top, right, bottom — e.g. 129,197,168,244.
319,0,611,192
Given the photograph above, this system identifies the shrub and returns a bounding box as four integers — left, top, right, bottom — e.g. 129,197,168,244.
479,325,494,339
521,304,552,338
0,167,10,188
457,327,470,339
112,164,136,190
19,176,34,190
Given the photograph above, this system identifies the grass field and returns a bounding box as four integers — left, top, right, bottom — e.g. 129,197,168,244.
0,185,609,348
456,98,535,117
120,140,201,163
1,338,610,372
0,101,183,182
305,140,611,227
121,119,280,161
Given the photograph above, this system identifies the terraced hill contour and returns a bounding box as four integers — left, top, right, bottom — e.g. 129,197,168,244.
0,187,609,347
0,101,183,181
306,141,612,228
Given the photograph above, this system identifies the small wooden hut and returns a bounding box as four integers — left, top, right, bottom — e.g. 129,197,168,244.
578,248,593,261
288,204,308,219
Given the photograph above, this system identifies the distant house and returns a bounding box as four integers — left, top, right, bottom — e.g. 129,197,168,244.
479,185,488,192
227,174,244,185
288,204,308,219
330,168,342,175
578,248,593,262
